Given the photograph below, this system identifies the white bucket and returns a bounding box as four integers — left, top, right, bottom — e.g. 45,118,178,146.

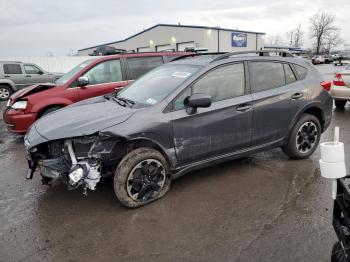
320,142,345,163
319,159,346,179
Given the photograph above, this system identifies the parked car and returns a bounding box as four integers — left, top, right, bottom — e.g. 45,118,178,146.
0,61,63,101
333,53,350,66
24,50,333,208
312,55,325,65
330,64,350,108
325,55,334,64
3,52,188,134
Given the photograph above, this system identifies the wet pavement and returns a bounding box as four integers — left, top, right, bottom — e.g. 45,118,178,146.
0,64,348,262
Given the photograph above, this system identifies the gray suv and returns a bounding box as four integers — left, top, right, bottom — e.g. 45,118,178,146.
0,61,63,101
24,51,333,207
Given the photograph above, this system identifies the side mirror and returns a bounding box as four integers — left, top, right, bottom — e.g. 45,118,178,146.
184,93,212,114
38,70,44,75
77,76,89,87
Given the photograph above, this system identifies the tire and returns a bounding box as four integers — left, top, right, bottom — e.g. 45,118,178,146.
40,106,62,117
335,100,347,109
331,242,347,262
114,147,171,208
282,113,321,159
0,85,13,101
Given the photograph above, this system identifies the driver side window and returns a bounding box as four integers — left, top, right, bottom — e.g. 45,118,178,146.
83,59,122,85
172,63,245,111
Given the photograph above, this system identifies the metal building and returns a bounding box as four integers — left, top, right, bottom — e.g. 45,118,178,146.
77,24,265,55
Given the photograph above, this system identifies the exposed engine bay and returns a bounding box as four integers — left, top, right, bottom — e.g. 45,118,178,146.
26,133,125,195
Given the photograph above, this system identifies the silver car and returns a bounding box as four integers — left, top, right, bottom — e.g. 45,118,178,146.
331,64,350,108
0,61,63,101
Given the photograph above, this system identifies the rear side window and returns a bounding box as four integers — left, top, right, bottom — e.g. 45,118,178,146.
3,64,22,74
250,62,285,92
283,64,297,84
127,56,164,80
294,65,308,79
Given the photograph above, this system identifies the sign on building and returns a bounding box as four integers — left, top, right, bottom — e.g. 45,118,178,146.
232,32,247,47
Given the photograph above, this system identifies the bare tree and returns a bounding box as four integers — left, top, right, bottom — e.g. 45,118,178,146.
309,11,339,54
265,35,285,46
323,31,343,54
293,24,304,47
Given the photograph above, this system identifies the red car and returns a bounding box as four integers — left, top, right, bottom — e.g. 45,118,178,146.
3,52,187,134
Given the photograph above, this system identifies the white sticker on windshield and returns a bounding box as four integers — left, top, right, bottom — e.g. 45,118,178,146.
146,98,158,105
171,72,192,78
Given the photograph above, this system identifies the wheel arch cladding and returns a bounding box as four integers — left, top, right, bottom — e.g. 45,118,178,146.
303,107,325,131
124,139,173,168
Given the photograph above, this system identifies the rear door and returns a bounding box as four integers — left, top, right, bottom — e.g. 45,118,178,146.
77,59,127,101
125,56,164,80
2,63,27,89
249,61,307,146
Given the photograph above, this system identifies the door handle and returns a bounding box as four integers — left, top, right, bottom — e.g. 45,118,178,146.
236,104,252,112
4,75,10,77
291,92,303,100
25,75,31,77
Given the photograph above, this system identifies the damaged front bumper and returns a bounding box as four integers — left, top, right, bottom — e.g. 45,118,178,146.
24,131,124,194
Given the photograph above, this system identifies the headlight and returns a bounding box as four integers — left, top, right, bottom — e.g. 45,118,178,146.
11,101,27,110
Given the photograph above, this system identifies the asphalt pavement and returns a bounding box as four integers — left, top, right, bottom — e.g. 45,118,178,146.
0,64,348,262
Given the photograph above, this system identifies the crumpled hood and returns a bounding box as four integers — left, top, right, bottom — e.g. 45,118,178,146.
34,96,136,141
11,83,56,101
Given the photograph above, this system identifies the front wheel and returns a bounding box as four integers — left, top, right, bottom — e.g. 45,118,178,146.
282,114,321,159
114,148,171,208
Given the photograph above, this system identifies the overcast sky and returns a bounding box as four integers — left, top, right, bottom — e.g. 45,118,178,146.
0,0,349,56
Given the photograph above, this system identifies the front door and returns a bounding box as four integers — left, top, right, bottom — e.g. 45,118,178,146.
169,63,253,166
23,64,50,85
77,59,127,100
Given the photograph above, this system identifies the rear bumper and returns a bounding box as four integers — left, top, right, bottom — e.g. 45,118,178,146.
331,86,350,100
3,108,37,134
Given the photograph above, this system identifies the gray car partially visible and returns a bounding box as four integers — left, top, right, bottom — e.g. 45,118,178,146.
0,61,63,101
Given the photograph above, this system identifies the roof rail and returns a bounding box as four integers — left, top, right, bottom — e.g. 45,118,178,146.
211,50,294,62
171,52,226,62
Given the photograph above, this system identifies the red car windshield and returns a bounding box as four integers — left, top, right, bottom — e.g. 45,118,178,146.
55,59,95,85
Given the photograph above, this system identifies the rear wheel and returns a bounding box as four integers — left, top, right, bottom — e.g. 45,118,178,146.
283,114,321,159
114,148,171,208
0,85,13,101
335,100,347,109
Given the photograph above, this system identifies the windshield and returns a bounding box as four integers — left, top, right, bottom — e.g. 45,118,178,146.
116,64,201,107
55,59,94,85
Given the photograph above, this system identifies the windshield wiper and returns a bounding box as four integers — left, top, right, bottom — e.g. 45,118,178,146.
111,96,135,108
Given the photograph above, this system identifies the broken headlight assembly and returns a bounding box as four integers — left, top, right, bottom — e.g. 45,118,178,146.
29,133,123,195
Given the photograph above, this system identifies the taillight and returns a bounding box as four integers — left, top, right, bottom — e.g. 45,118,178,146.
320,80,332,92
333,73,346,86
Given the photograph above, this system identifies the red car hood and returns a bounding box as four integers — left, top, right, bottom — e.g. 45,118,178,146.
10,83,56,102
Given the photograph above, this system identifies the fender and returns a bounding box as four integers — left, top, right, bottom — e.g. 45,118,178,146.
0,79,16,91
124,135,178,170
30,97,73,113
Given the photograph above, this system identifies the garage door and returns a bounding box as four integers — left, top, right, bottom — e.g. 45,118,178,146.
137,46,153,52
177,42,195,51
156,44,172,52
